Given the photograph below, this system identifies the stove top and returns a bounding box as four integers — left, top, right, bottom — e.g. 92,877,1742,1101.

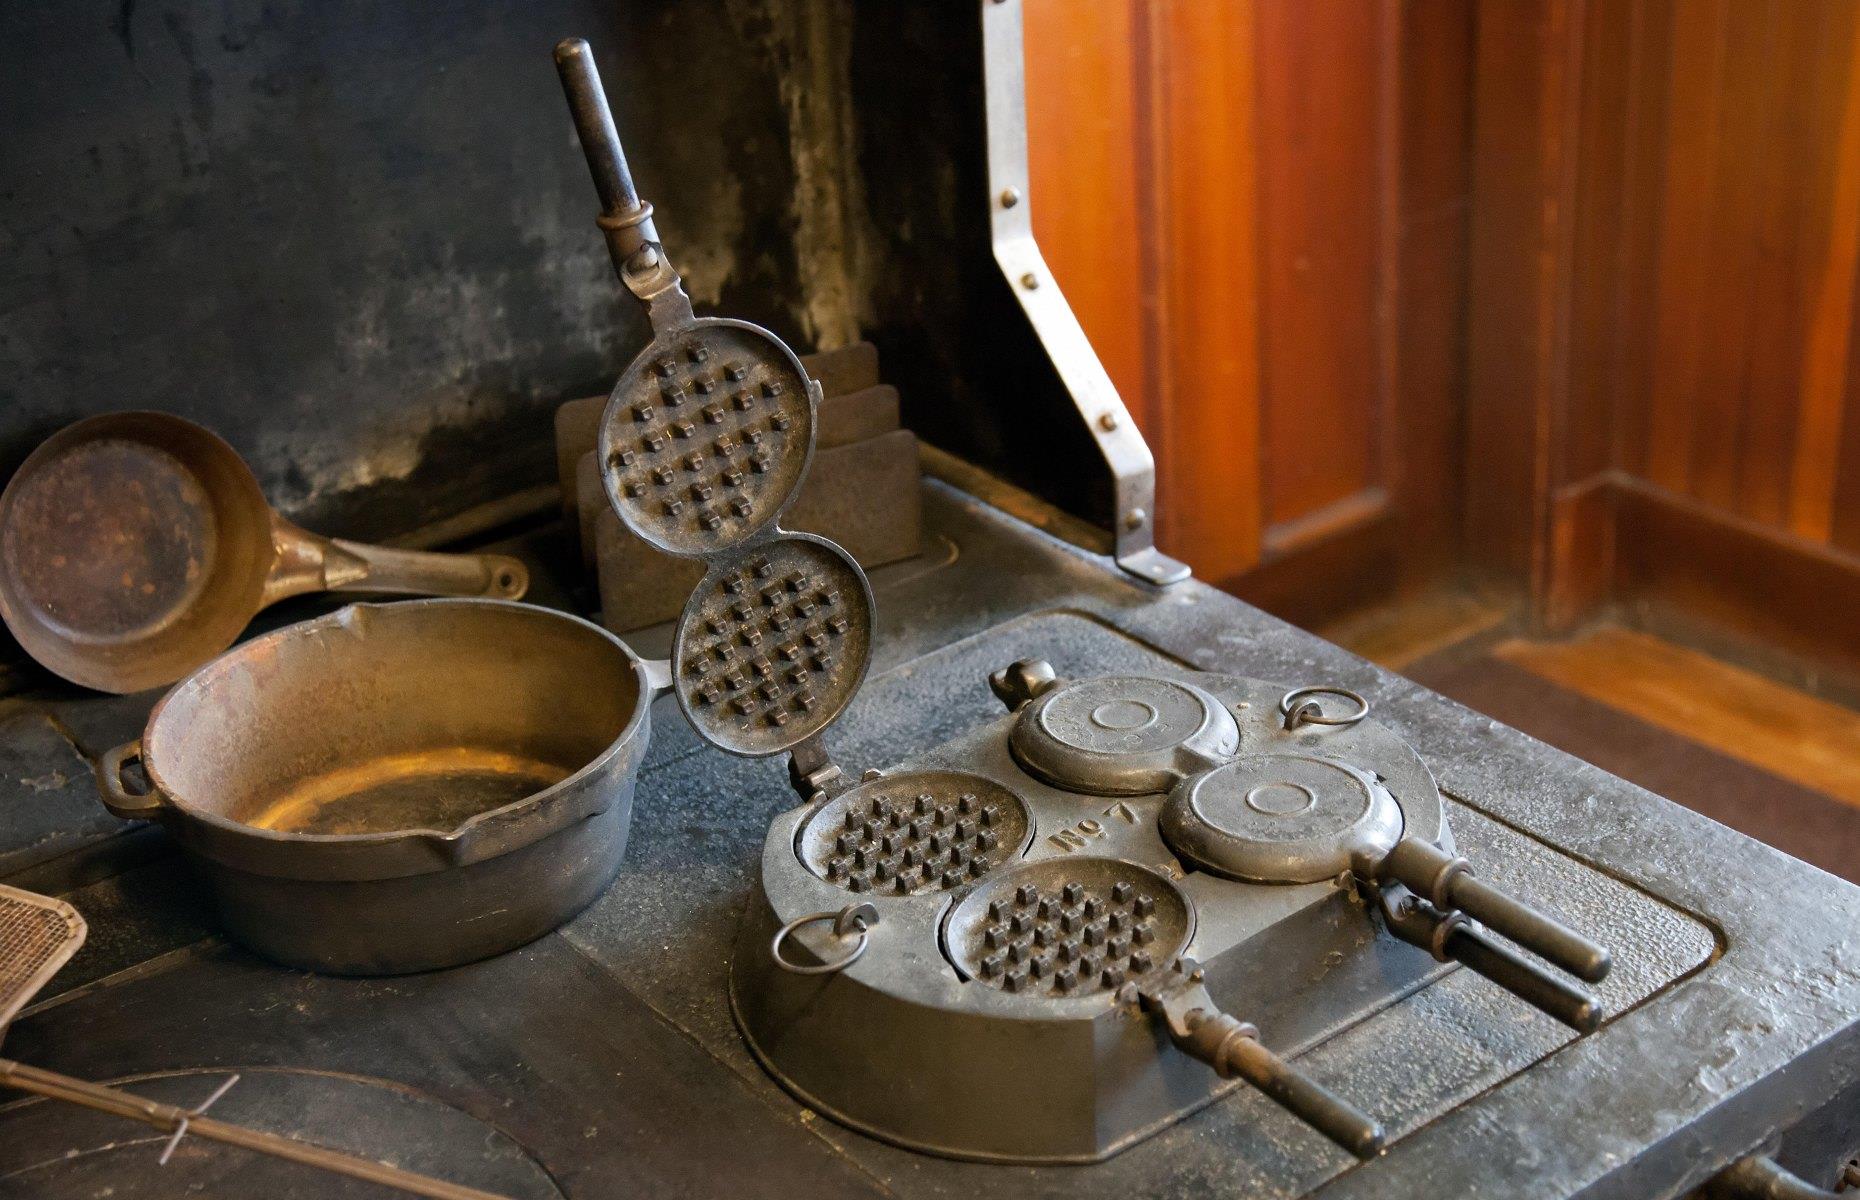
0,481,1853,1198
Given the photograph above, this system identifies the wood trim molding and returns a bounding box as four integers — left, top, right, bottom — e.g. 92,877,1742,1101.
1605,473,1860,683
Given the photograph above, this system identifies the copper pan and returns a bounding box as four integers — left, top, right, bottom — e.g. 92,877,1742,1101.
0,411,529,694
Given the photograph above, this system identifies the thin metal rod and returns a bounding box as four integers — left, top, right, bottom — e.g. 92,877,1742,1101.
1384,838,1612,983
1704,1154,1847,1199
1445,872,1612,984
553,36,659,279
552,37,640,217
1219,1034,1387,1161
1445,925,1602,1033
0,1059,511,1200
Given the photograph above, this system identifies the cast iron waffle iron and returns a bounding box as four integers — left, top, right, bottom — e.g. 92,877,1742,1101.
553,32,1615,1170
554,38,873,772
732,662,1617,1164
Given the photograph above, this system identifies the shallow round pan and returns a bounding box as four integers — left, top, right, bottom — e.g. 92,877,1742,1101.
0,411,529,694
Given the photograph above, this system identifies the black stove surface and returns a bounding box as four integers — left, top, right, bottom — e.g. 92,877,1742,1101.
0,482,1854,1199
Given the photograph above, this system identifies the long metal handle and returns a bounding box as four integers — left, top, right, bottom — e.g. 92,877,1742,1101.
318,540,530,600
1443,920,1602,1033
1147,980,1385,1160
553,37,659,275
1381,890,1604,1032
264,516,529,606
1181,1009,1388,1160
0,1059,511,1200
1383,838,1612,983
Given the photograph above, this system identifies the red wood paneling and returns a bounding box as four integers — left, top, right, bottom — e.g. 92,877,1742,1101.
1021,0,1469,612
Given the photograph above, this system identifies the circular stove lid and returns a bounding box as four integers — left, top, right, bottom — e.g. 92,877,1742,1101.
1159,753,1402,884
1009,674,1240,796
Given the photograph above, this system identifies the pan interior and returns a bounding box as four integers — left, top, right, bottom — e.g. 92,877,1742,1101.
1,438,221,643
245,747,572,835
146,602,644,837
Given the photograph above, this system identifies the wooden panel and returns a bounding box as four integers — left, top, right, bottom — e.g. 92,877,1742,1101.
1469,0,1860,646
1464,0,1581,588
1615,0,1860,536
1138,1,1264,580
1392,0,1476,580
1020,2,1471,619
1254,1,1385,530
1614,475,1860,687
1022,0,1148,430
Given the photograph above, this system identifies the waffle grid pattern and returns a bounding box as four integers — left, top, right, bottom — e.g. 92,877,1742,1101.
676,538,868,755
605,328,809,554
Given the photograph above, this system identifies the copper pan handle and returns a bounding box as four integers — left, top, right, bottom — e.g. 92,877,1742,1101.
264,517,529,606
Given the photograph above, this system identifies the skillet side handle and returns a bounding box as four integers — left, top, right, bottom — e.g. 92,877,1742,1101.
95,740,163,821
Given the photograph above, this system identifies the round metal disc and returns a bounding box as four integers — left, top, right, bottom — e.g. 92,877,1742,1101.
942,858,1193,1000
1009,674,1240,795
672,533,872,757
796,771,1032,896
598,318,814,558
1159,754,1402,884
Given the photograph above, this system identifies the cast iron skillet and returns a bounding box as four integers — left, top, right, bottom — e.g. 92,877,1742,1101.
0,411,529,693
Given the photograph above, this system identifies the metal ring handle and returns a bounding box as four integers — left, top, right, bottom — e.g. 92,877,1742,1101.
1280,686,1370,730
95,739,162,821
770,903,877,976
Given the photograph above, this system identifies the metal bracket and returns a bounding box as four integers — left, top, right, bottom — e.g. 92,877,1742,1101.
979,0,1190,588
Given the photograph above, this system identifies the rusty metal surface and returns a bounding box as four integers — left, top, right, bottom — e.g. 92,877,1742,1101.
0,413,528,694
595,429,920,633
0,2,865,549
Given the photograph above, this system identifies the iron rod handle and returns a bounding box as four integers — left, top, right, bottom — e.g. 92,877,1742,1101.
1444,921,1602,1033
0,1059,511,1200
264,516,529,606
1179,1009,1386,1160
1384,838,1612,983
553,37,659,273
553,37,639,215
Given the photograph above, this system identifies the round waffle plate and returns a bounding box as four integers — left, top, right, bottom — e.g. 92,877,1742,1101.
672,533,872,757
1159,754,1402,884
597,319,815,558
1009,674,1240,796
942,858,1193,1000
795,771,1032,896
